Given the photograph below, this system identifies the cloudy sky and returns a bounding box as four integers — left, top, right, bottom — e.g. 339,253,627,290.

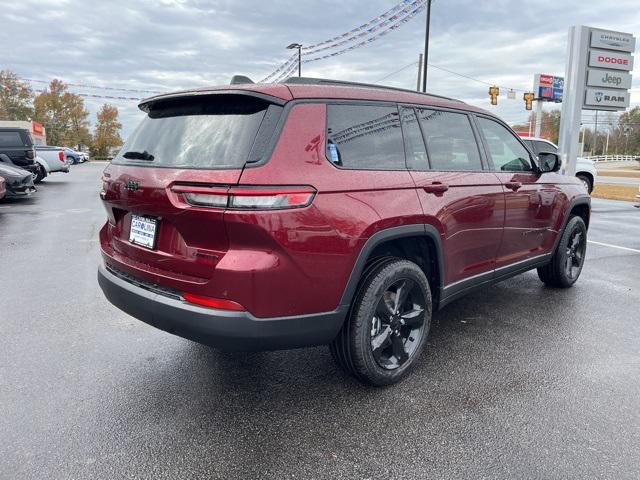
2,0,639,137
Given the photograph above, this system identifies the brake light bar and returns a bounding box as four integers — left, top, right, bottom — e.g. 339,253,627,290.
172,185,316,210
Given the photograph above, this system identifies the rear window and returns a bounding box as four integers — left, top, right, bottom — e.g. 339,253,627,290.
326,104,405,170
0,131,27,147
417,109,482,171
113,95,280,169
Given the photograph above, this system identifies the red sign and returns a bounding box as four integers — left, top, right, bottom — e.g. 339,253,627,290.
539,74,554,86
32,121,44,135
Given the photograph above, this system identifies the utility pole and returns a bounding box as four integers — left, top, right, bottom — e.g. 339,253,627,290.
416,53,423,92
421,0,433,93
286,43,303,77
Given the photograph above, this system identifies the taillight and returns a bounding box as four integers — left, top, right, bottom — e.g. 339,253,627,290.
58,151,65,162
171,185,316,210
26,149,35,160
182,292,245,311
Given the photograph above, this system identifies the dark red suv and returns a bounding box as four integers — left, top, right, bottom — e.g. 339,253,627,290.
98,78,590,385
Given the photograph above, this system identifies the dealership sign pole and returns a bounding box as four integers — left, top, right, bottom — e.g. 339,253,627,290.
558,26,635,176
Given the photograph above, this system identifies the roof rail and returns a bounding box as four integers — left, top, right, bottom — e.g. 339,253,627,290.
281,77,465,103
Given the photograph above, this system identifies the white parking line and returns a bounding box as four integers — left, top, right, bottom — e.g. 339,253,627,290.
588,240,640,254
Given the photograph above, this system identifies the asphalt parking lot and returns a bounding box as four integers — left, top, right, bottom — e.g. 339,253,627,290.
1,162,639,479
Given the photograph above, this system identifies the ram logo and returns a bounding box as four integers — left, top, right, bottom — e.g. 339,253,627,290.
594,91,603,103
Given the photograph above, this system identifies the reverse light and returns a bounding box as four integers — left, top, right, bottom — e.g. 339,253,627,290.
172,185,316,210
182,292,245,311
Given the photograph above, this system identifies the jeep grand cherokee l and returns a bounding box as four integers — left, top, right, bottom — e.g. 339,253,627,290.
98,78,589,386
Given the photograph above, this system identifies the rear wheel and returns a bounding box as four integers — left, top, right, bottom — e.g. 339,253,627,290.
537,215,587,288
34,165,46,184
330,258,432,386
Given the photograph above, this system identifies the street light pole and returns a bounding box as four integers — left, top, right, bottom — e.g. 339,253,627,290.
287,43,303,77
421,0,433,93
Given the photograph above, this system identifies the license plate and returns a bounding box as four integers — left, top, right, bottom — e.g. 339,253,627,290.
129,215,158,249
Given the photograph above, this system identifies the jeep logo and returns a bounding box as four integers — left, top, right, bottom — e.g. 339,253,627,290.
124,179,140,191
601,72,622,86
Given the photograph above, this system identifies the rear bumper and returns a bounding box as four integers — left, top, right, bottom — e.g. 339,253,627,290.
97,264,345,351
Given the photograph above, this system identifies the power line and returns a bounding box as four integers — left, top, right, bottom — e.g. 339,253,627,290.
373,61,419,83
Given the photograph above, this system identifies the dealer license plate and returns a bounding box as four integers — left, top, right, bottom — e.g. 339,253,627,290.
129,215,158,249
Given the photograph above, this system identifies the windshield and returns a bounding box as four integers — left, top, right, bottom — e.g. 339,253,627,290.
113,94,272,169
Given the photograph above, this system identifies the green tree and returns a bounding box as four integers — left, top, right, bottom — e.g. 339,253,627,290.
0,70,34,121
91,104,122,158
33,79,90,147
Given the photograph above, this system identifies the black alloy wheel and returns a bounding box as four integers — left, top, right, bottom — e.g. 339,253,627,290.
564,228,586,281
538,215,587,288
370,278,426,370
330,258,432,386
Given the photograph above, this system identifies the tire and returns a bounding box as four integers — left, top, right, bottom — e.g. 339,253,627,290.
34,165,46,184
330,257,432,386
66,156,75,165
576,174,592,194
537,215,587,288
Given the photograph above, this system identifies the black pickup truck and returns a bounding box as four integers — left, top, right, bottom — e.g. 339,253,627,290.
0,128,40,181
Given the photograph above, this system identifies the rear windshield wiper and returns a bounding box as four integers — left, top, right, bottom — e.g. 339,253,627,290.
123,150,154,161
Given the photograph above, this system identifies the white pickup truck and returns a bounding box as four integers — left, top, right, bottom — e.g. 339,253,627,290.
34,145,71,182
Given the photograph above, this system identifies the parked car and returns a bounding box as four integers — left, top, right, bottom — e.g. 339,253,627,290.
63,148,83,165
0,127,41,182
79,151,89,162
520,137,597,193
97,77,590,386
0,162,36,197
0,177,5,200
35,146,71,178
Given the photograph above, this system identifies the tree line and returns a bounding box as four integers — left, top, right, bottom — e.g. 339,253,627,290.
512,107,640,156
0,70,123,158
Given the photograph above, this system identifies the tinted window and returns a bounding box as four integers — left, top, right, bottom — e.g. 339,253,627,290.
113,95,275,169
400,107,428,170
534,140,557,154
326,105,405,170
416,109,482,171
0,131,25,147
477,118,533,172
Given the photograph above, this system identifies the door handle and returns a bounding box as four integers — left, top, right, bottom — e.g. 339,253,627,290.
423,182,449,194
505,181,522,191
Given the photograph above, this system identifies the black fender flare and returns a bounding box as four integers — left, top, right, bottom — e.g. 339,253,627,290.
337,224,444,310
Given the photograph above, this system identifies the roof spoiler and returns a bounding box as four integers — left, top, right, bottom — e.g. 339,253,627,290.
230,75,255,85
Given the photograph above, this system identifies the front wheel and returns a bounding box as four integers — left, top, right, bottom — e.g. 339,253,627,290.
537,215,587,288
576,174,592,194
330,258,432,386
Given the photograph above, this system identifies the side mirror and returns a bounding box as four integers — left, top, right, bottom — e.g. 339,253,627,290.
537,151,561,173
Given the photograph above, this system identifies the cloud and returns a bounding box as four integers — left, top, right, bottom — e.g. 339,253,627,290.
2,0,639,136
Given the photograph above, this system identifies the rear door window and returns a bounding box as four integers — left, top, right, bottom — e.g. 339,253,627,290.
416,109,482,171
326,104,405,170
113,94,281,169
0,131,26,147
